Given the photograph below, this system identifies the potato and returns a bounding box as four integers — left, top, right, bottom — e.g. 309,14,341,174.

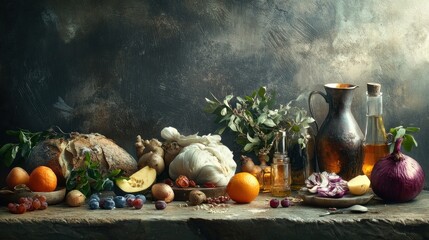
66,190,86,207
189,190,206,206
138,152,165,175
151,183,174,203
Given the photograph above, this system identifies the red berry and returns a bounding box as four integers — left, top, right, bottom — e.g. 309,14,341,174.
7,203,17,214
17,204,26,214
39,201,48,210
36,195,47,203
163,178,174,187
32,199,42,210
203,182,216,188
132,198,143,209
189,180,197,188
269,199,279,208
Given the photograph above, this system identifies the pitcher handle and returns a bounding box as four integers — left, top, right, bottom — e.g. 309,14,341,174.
308,90,328,134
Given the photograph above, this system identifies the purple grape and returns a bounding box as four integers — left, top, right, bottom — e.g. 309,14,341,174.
155,200,167,210
281,199,291,208
132,198,144,209
135,194,146,203
126,195,136,207
269,199,279,208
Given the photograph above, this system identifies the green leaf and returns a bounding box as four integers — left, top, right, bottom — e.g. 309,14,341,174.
228,115,238,132
0,143,13,155
66,178,76,190
216,126,227,135
87,168,101,180
236,96,245,104
3,144,19,167
258,87,266,97
246,133,260,143
395,128,406,139
263,119,276,127
405,127,420,133
205,97,216,104
223,95,233,107
107,169,122,178
257,113,267,125
220,107,227,116
402,134,414,152
20,143,31,158
80,182,91,197
10,145,18,161
244,142,255,152
19,131,28,143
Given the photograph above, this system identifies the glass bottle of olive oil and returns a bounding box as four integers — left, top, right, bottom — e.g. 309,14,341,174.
362,83,389,178
270,130,291,197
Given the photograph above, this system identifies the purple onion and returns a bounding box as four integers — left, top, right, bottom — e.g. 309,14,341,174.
305,172,348,198
371,138,425,203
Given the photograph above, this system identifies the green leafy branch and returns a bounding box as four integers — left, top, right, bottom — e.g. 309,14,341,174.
205,86,314,156
388,126,420,153
66,151,126,197
0,127,68,167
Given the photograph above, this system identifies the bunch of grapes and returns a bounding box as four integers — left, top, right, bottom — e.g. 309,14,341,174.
8,195,48,214
206,195,230,204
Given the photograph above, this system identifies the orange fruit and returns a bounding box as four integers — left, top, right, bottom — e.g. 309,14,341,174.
6,167,30,189
28,166,57,192
226,172,260,203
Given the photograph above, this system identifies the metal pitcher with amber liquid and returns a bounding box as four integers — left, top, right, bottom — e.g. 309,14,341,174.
308,83,364,180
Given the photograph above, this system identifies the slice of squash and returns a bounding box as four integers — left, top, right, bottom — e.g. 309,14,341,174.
115,166,156,194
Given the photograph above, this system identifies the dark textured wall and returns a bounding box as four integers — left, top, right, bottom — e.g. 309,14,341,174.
1,1,428,187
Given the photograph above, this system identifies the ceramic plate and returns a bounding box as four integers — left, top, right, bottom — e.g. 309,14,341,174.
298,189,374,208
0,187,66,205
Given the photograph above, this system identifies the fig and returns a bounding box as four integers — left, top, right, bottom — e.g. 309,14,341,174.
188,190,206,206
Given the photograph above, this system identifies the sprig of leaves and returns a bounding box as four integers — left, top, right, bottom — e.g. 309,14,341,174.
205,86,314,156
0,127,67,167
66,151,126,197
388,126,420,153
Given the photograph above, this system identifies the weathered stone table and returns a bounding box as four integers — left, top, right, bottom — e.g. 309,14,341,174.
1,191,428,240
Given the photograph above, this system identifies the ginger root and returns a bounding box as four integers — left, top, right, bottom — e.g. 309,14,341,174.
135,135,165,175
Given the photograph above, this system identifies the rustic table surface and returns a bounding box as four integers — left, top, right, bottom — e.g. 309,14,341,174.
1,191,428,240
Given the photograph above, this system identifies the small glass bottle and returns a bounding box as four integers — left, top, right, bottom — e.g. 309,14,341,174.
271,130,292,197
362,83,389,178
258,153,272,193
290,127,315,191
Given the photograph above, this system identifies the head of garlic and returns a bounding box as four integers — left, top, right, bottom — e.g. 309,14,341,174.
163,127,237,187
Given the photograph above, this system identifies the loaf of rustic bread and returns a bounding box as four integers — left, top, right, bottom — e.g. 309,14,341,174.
24,133,138,182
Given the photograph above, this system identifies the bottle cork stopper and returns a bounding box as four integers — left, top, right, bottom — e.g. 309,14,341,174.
367,83,381,96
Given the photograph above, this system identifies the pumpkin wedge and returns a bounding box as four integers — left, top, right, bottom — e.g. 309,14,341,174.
115,166,156,194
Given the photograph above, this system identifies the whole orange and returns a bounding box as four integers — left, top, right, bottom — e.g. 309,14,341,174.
6,167,30,189
28,166,57,192
226,172,260,203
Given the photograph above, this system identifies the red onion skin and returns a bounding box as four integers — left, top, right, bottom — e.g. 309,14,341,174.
371,138,425,203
